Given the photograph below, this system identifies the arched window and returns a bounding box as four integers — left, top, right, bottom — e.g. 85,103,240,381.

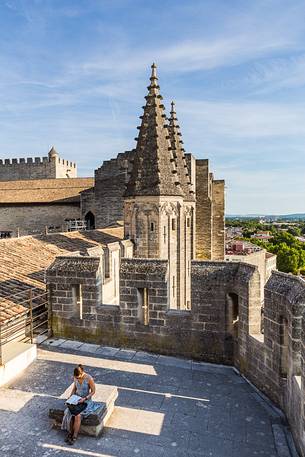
85,211,95,230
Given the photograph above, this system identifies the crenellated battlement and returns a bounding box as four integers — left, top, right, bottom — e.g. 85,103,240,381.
0,157,76,167
0,147,77,181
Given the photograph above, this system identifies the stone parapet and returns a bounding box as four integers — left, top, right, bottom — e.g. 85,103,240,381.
0,152,76,181
46,255,305,455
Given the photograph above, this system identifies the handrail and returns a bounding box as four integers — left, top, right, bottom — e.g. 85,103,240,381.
0,288,50,360
0,286,44,300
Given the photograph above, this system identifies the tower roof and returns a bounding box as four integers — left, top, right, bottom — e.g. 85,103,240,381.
124,64,183,198
168,101,195,202
48,146,59,159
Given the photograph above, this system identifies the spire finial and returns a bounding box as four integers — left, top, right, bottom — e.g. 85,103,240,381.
171,101,176,114
151,62,157,80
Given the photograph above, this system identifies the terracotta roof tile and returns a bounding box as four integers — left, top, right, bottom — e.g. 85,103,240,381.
0,226,124,323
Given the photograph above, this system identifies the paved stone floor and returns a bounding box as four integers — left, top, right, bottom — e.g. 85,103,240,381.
0,339,286,456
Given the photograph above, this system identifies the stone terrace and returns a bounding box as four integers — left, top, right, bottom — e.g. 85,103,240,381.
0,339,291,457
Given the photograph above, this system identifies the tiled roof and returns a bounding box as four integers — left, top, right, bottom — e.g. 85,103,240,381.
0,177,94,204
0,226,124,323
47,256,101,273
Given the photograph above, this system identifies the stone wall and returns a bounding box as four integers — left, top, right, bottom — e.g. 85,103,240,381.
46,252,305,455
47,240,133,341
195,161,225,261
0,156,76,181
195,160,212,259
47,256,103,338
212,180,225,260
0,203,80,236
80,187,95,222
94,151,134,227
238,271,305,456
81,152,224,260
226,248,273,304
46,256,305,455
47,258,259,363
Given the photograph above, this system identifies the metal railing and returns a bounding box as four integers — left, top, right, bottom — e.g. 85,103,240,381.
0,288,50,365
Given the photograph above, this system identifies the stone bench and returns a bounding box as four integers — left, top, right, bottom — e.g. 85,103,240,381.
49,385,118,437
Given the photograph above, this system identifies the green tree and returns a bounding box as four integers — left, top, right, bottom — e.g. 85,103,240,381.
288,227,301,237
276,246,299,274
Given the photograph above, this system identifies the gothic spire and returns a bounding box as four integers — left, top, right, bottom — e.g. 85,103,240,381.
168,101,194,201
124,64,183,197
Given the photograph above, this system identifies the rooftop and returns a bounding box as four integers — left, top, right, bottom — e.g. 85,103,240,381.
226,240,264,256
0,225,124,322
0,339,285,456
0,177,94,204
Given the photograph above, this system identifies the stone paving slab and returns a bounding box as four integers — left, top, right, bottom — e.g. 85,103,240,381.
58,339,84,350
133,351,160,363
0,338,297,457
115,349,137,360
77,343,101,353
42,338,66,347
95,345,120,357
157,355,192,369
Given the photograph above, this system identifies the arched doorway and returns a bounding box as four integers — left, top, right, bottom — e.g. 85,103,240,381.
85,211,95,230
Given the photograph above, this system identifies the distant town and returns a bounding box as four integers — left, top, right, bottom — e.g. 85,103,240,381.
226,216,305,277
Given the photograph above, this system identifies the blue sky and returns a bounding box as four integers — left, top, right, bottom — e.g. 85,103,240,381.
0,0,305,214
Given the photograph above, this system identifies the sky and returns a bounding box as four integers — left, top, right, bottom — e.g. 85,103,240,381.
0,0,305,215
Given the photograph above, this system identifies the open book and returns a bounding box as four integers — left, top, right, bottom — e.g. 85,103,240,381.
66,394,82,405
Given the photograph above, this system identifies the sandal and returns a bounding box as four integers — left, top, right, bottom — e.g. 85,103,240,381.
68,435,77,446
64,433,72,443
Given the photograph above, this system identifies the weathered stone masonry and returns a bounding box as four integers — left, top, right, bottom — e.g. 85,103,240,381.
44,64,305,455
195,160,225,260
47,260,305,456
0,147,76,181
82,151,134,228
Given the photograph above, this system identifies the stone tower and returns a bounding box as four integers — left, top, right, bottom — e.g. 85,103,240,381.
124,64,194,309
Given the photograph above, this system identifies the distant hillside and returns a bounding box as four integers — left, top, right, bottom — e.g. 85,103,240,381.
227,213,305,221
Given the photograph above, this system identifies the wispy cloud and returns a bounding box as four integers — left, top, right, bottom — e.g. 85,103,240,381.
0,0,305,213
179,100,305,139
246,54,305,92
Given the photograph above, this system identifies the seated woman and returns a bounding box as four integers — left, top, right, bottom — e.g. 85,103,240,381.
61,364,98,445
